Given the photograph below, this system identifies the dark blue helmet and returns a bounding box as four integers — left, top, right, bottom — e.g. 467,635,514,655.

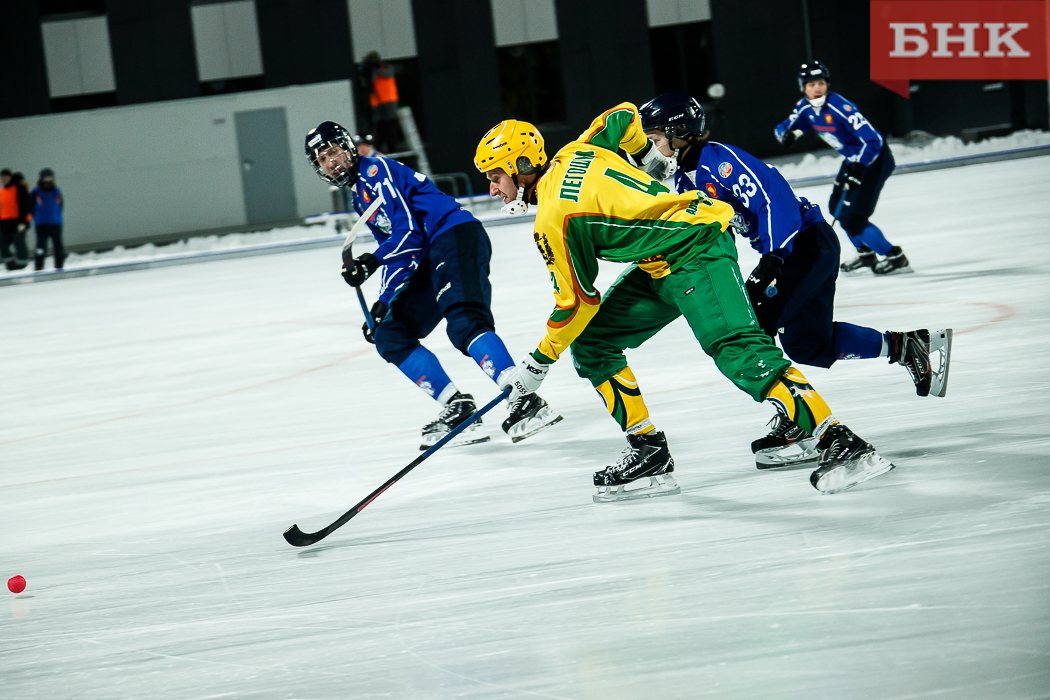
305,121,360,187
638,92,706,142
797,60,830,92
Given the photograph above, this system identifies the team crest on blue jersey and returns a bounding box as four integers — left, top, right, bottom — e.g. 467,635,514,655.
362,189,370,203
825,114,833,124
718,162,732,178
845,105,853,111
706,182,718,198
367,164,379,177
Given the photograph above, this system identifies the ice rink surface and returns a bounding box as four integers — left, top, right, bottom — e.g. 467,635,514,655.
3,156,1050,699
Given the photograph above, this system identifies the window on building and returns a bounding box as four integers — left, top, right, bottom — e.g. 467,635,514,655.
497,41,566,125
41,14,119,113
190,0,265,95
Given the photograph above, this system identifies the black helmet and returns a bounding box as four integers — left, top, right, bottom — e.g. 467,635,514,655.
39,168,55,180
797,60,831,92
639,92,706,142
305,121,360,187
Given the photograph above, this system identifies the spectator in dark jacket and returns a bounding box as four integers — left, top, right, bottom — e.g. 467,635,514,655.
33,168,65,271
0,169,31,270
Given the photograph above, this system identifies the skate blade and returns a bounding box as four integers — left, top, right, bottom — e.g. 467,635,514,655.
810,453,895,494
756,438,819,470
593,474,681,503
420,423,490,451
507,410,563,443
928,328,952,398
875,264,914,276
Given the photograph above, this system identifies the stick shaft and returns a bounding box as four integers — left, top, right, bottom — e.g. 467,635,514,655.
283,388,511,546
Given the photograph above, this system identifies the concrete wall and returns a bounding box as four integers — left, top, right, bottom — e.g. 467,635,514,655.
0,80,355,249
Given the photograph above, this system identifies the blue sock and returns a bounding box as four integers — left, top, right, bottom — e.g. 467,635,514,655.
857,223,893,255
467,331,515,385
847,234,868,251
398,346,455,402
834,322,885,361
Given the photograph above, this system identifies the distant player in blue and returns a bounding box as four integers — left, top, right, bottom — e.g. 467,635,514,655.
304,121,561,449
32,168,65,271
775,61,911,275
639,93,951,468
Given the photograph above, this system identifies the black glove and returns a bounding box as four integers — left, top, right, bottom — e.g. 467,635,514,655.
361,300,387,344
745,254,784,307
341,252,379,287
844,160,866,188
779,129,798,147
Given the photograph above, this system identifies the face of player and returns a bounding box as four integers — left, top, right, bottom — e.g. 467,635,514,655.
486,168,519,203
646,130,690,158
357,143,374,157
316,144,352,180
0,174,9,186
804,78,828,100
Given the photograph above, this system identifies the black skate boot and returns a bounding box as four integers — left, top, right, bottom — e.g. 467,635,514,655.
809,423,895,493
420,392,490,450
752,414,819,470
840,246,876,274
873,246,913,275
593,430,680,503
502,393,563,443
888,329,953,397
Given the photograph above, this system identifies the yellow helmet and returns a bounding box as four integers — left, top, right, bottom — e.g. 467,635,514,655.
474,120,546,176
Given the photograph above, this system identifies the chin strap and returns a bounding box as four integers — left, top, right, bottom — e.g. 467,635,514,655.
501,186,529,215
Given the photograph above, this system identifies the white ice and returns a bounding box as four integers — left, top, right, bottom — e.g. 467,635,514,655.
3,156,1050,699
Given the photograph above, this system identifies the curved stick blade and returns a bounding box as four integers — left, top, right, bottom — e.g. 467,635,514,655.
283,524,323,547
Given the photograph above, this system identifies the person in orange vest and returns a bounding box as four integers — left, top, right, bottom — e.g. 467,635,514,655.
358,51,406,154
1,169,32,271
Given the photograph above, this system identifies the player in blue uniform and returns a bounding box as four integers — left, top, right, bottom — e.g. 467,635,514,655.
304,121,561,448
639,93,951,467
775,61,911,276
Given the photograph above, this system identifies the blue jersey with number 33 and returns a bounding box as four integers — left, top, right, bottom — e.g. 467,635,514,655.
675,141,824,257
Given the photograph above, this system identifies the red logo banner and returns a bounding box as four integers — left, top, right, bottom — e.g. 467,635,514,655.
870,1,1050,97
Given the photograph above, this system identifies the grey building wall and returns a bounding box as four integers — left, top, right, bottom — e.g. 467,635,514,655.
0,81,355,250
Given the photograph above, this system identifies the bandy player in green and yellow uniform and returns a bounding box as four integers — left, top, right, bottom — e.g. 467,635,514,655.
476,104,896,500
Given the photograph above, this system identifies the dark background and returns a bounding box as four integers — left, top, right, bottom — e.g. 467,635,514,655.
3,0,1048,193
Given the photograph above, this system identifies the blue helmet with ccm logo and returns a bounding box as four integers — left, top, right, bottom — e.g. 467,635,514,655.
305,121,360,187
797,60,831,92
638,92,707,142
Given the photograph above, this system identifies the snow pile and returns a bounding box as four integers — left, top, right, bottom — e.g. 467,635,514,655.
777,129,1050,180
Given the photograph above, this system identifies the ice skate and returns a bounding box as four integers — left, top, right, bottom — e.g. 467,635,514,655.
593,430,680,503
420,392,490,450
840,246,876,274
873,246,913,275
809,423,895,493
752,414,819,469
888,328,952,397
502,393,563,443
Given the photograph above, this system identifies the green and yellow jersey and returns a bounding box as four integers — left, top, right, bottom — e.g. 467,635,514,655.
530,102,738,364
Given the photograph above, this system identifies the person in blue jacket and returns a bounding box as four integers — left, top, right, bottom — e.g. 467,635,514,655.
32,168,65,271
304,121,561,449
775,61,911,275
639,92,951,468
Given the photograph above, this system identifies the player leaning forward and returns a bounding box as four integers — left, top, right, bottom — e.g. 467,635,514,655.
305,121,561,448
477,105,895,499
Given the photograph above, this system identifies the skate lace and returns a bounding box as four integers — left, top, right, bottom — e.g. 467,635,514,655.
611,445,641,473
425,398,466,430
766,414,795,438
